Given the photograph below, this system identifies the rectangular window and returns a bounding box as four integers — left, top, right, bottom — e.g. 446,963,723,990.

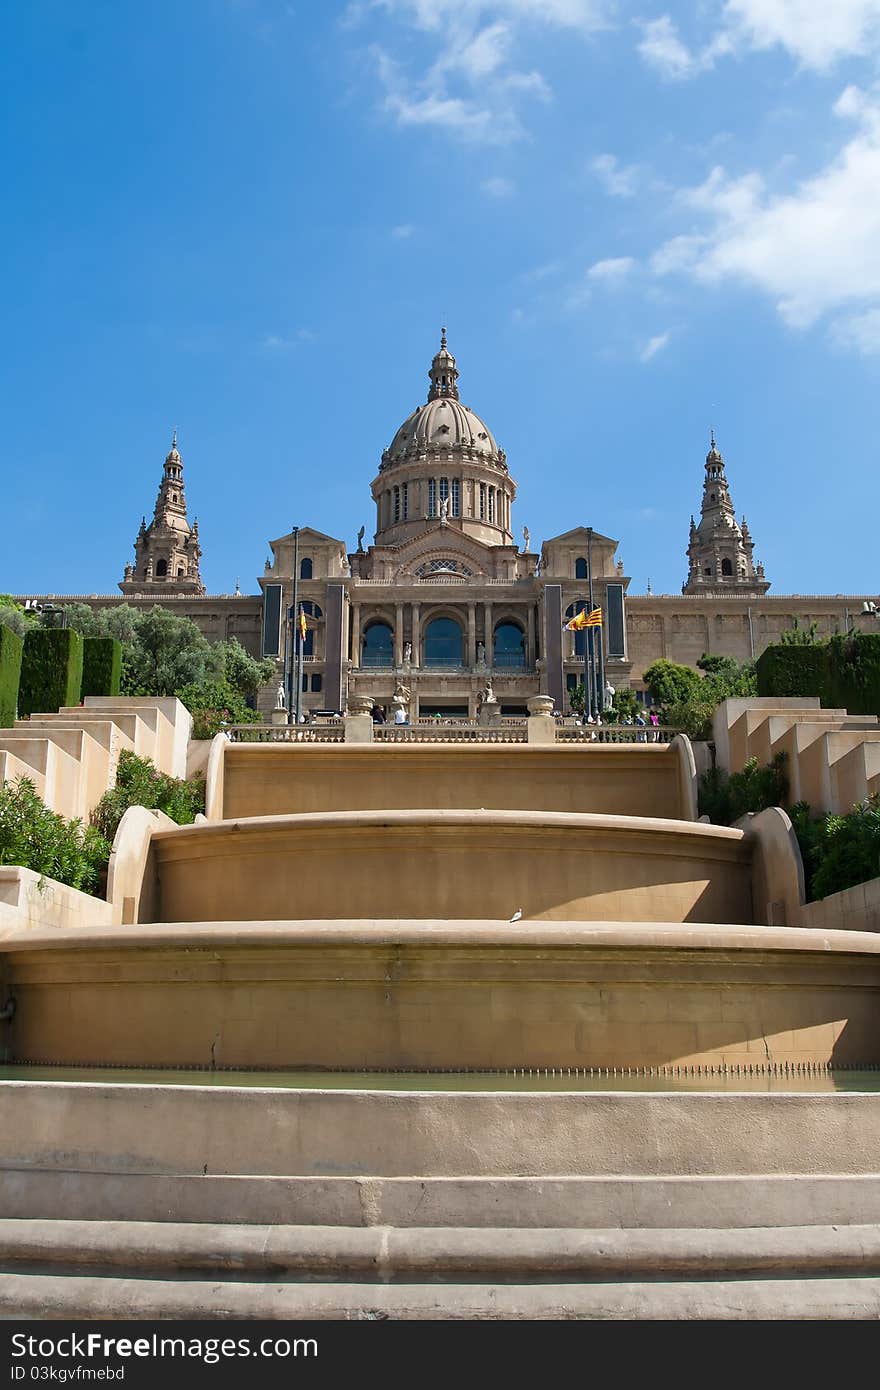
488,488,495,523
452,478,460,516
402,483,408,520
428,479,437,517
479,483,486,519
393,486,400,522
311,673,323,693
606,583,626,659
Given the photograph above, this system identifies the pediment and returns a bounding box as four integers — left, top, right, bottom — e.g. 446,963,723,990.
544,526,619,549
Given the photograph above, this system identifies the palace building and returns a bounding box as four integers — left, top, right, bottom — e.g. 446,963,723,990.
16,332,872,718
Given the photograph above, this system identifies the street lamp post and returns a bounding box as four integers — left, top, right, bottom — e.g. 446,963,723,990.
287,526,300,725
584,526,594,722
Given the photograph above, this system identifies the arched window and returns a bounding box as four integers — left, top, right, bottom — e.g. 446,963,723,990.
362,621,393,668
424,617,463,668
565,600,589,656
300,558,313,579
155,558,167,578
494,621,525,669
303,626,314,657
721,557,733,576
575,557,588,580
301,601,323,618
177,566,185,577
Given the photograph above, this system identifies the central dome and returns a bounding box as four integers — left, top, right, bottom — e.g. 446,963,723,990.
381,328,505,471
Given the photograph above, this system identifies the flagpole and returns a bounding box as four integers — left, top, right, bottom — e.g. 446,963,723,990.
585,526,595,722
289,526,300,725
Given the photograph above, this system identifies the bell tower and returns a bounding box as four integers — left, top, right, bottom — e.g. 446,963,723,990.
120,433,205,594
682,433,769,595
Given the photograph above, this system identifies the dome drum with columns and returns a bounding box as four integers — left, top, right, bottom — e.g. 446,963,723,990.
372,330,515,549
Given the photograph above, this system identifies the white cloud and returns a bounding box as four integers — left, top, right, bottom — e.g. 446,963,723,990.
261,329,314,351
723,0,880,70
391,223,414,237
640,331,671,361
591,152,640,197
639,3,880,83
588,256,635,281
832,307,880,354
355,0,608,143
482,175,516,196
650,88,880,344
637,16,705,80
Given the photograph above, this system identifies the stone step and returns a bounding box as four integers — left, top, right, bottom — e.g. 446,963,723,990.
2,1219,880,1278
6,1170,880,1230
2,1270,879,1320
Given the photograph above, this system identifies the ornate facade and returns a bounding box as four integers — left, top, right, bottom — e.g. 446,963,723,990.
13,333,874,717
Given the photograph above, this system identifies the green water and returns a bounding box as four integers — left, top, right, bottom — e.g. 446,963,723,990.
2,1064,879,1093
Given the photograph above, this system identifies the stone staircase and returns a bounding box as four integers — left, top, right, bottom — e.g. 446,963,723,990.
2,1084,880,1319
0,697,192,819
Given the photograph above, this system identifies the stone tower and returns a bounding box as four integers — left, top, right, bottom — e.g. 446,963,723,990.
120,434,205,595
370,329,516,548
682,434,768,595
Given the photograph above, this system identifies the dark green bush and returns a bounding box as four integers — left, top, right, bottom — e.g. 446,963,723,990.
756,643,828,700
175,679,262,739
756,634,880,716
19,628,84,717
90,750,205,844
698,753,789,826
0,625,23,727
82,636,122,698
0,776,109,895
790,796,880,903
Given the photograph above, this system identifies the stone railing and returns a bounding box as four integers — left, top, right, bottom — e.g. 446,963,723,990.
227,723,344,743
555,725,683,744
374,724,527,743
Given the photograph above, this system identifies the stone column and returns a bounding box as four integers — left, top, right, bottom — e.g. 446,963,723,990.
467,604,476,668
350,603,361,669
411,602,420,666
484,601,493,666
527,604,535,667
395,604,404,667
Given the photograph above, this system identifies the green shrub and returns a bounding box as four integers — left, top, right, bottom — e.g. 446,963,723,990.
790,796,880,902
824,632,880,717
0,625,23,727
698,753,789,825
0,776,109,895
90,750,205,844
756,643,828,700
19,627,84,717
82,636,122,698
175,679,262,739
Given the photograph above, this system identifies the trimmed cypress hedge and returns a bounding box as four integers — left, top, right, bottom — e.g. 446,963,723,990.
756,644,828,700
756,633,880,716
0,626,23,727
19,627,84,717
82,636,122,698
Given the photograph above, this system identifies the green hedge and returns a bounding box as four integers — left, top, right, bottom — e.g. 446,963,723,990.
756,634,880,716
82,636,122,698
756,644,828,700
19,627,84,717
823,633,880,716
0,626,23,727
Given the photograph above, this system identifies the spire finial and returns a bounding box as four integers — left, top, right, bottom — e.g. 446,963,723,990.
440,324,447,351
710,427,715,448
172,427,177,450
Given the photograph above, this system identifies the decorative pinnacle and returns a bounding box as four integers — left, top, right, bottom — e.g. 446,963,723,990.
710,428,715,448
440,325,447,351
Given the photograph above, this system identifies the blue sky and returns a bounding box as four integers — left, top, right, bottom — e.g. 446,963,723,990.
2,0,879,598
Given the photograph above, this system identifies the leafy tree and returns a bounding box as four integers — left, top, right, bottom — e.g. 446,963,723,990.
642,659,703,709
211,638,275,701
0,596,40,640
698,754,789,825
609,686,639,722
790,795,880,902
780,617,822,647
175,678,263,738
122,608,212,695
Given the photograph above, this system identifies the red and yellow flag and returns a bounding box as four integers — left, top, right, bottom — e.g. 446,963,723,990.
566,606,602,631
299,607,308,643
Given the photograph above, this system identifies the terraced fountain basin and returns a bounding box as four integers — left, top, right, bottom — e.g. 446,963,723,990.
150,809,753,925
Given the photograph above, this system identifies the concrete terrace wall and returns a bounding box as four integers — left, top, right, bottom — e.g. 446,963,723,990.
151,811,753,926
220,741,696,822
4,922,880,1070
